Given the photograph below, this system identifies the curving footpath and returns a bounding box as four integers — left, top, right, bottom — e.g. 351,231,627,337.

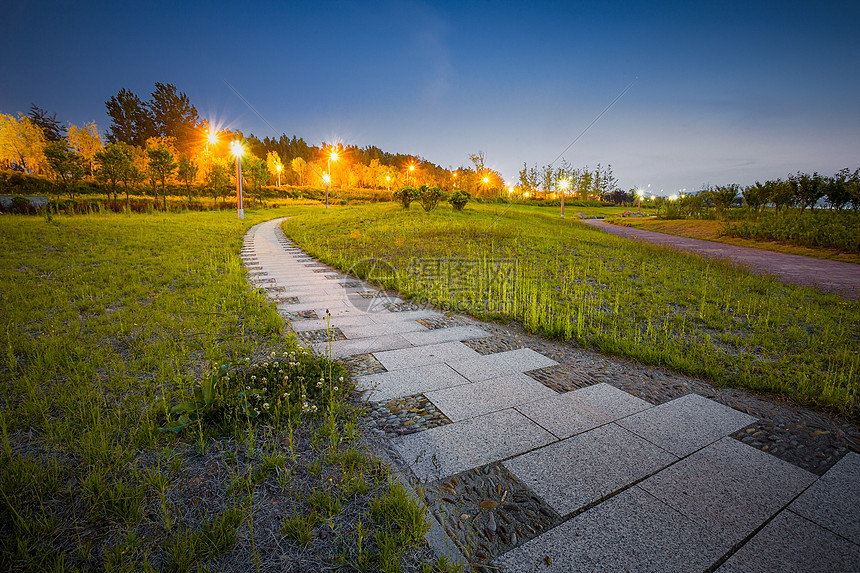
243,218,860,572
581,219,860,300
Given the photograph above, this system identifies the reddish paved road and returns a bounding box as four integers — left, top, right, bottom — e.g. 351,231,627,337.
581,219,860,301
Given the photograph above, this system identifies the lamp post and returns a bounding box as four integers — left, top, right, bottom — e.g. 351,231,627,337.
559,178,569,218
386,175,391,192
637,188,645,213
323,173,330,209
230,141,244,220
276,163,282,187
407,164,414,186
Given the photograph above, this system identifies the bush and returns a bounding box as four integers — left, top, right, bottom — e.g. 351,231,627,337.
418,185,443,211
449,189,471,211
393,186,418,209
724,211,860,252
10,195,32,214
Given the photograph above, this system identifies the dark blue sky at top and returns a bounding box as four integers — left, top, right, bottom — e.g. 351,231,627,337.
2,0,858,194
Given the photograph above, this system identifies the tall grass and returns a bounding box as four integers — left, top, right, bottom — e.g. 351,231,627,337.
284,203,860,418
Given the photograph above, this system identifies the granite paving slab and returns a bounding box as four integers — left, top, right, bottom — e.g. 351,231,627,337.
373,341,481,371
504,423,678,516
716,510,860,573
789,451,860,545
639,437,817,547
515,383,653,439
495,347,559,371
424,373,557,422
492,486,723,573
288,315,383,332
393,408,556,482
401,325,490,345
369,309,443,323
617,392,756,456
311,334,414,358
355,363,471,402
447,354,520,381
339,321,428,339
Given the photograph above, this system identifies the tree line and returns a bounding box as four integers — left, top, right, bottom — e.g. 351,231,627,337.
651,170,860,220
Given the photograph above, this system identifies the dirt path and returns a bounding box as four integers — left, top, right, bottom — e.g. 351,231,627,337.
581,219,860,301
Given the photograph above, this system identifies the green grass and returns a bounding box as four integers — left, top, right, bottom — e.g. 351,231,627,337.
283,202,860,418
0,208,435,571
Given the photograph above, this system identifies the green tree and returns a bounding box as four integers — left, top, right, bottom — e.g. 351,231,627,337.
44,141,85,199
28,104,65,142
177,154,199,201
742,182,768,220
243,155,269,206
206,162,231,205
147,144,177,210
791,172,825,214
712,184,739,219
105,88,155,147
95,142,133,208
148,82,200,155
823,169,852,212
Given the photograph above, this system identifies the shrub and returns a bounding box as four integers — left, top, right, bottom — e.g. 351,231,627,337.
418,185,443,212
10,195,32,214
393,186,418,209
448,189,471,211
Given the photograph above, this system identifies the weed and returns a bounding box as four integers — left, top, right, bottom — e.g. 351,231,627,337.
281,511,322,546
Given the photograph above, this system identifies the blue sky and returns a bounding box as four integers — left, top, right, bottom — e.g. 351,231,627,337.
2,0,858,194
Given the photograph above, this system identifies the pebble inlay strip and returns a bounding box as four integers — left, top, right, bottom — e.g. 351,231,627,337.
365,394,451,438
280,309,318,321
339,353,387,378
294,328,347,344
422,462,560,568
417,316,467,330
462,335,526,355
384,302,427,313
526,363,601,393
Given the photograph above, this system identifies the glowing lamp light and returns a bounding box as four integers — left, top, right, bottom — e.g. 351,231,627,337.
322,173,331,184
230,140,243,157
330,151,339,162
483,177,489,183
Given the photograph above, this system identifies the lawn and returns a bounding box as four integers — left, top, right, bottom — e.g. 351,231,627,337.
283,202,860,419
607,216,860,264
0,208,442,572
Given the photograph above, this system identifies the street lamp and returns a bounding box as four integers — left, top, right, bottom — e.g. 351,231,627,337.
407,164,415,186
323,173,331,208
559,178,570,218
452,171,458,188
637,188,645,213
386,175,391,192
276,163,282,187
230,140,244,220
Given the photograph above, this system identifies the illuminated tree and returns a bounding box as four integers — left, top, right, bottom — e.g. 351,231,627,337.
177,154,199,201
243,155,269,206
266,150,283,184
291,156,309,186
67,121,102,176
206,162,230,205
0,113,47,174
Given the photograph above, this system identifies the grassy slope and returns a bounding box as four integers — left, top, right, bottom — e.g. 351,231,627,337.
608,217,860,264
0,208,434,572
283,202,859,419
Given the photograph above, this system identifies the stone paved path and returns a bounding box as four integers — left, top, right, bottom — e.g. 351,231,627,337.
581,219,860,300
244,218,860,572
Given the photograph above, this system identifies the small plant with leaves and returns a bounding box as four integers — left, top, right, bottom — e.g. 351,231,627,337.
393,186,419,209
448,189,471,211
419,185,444,212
